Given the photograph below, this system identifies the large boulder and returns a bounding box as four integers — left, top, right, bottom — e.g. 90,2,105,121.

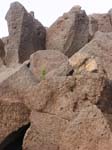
26,60,107,120
0,66,31,148
30,50,71,81
23,111,68,150
5,2,46,66
60,103,112,150
0,98,30,150
88,15,98,40
91,13,112,32
73,31,112,80
0,64,39,148
46,6,89,57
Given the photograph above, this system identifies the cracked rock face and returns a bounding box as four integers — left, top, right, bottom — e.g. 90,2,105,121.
76,31,112,80
30,50,70,81
1,2,112,150
46,6,89,57
91,13,112,32
0,95,30,146
5,2,46,66
0,39,5,66
60,103,112,150
23,111,68,150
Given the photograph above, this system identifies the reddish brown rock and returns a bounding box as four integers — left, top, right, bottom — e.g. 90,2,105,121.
46,6,89,57
23,111,68,150
0,39,5,65
60,103,112,150
27,61,107,120
75,31,112,80
0,91,30,149
91,13,112,32
30,50,70,81
88,15,98,39
5,2,46,66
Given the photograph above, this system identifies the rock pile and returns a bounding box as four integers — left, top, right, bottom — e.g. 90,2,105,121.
0,1,112,150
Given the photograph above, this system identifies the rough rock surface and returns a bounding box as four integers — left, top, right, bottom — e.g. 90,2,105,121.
60,103,112,150
91,13,112,32
88,15,98,39
5,2,46,66
74,31,112,80
26,61,107,120
0,91,30,149
46,6,89,57
30,50,70,81
1,2,112,150
0,39,5,65
23,111,68,150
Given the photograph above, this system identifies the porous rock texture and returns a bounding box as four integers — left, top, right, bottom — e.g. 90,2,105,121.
91,13,112,32
30,50,71,81
60,103,112,150
72,31,112,80
46,6,89,57
5,2,46,66
0,39,5,66
1,2,112,150
23,111,68,150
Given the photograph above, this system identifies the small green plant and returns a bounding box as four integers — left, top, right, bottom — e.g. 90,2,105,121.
41,67,46,80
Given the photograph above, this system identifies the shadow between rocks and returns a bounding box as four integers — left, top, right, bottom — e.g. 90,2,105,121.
0,123,30,150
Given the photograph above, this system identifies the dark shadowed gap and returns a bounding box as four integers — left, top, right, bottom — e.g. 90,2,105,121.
0,123,30,150
66,69,74,76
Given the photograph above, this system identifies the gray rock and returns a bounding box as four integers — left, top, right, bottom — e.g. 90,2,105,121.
23,111,68,150
0,39,5,65
60,103,112,150
46,6,89,57
91,13,112,32
5,2,46,66
30,50,70,81
76,31,112,80
88,15,98,40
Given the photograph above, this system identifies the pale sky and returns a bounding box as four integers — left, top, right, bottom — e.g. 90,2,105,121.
0,0,112,37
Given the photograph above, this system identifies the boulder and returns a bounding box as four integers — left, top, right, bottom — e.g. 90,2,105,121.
74,31,112,80
60,103,112,150
88,15,98,39
46,6,89,57
23,111,68,150
0,84,30,149
30,50,70,81
27,62,107,120
91,13,112,32
69,33,112,133
5,2,46,66
0,63,46,111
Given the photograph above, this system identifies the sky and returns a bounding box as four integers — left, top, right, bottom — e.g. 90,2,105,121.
0,0,112,37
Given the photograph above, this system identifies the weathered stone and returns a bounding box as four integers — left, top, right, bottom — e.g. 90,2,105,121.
5,2,46,66
0,39,5,65
30,50,70,81
23,111,68,150
46,6,89,57
0,63,40,110
88,15,98,39
69,52,98,72
91,13,112,32
76,31,112,80
60,103,112,150
46,61,72,80
108,8,112,26
0,91,30,148
27,63,107,120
